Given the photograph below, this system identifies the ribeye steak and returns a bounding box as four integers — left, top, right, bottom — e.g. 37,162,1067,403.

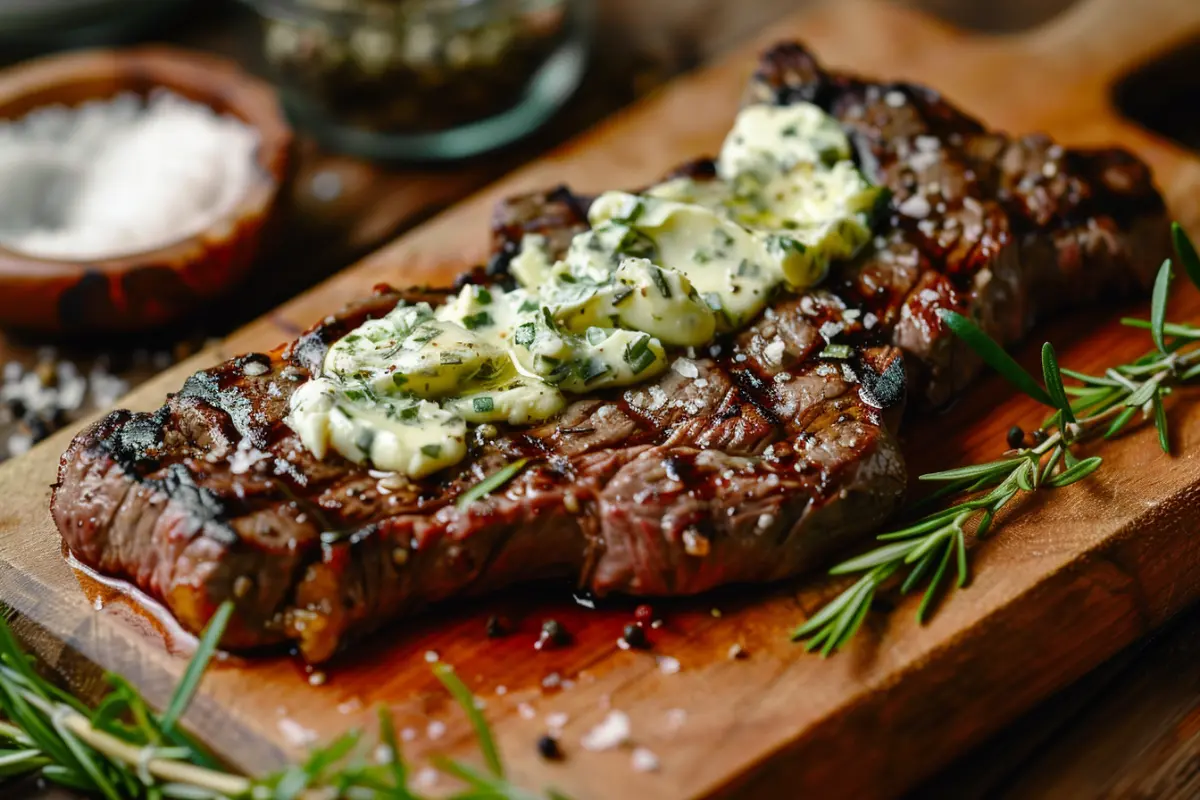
51,43,1168,662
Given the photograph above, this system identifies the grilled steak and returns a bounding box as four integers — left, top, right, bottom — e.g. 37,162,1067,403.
741,43,1167,405
51,44,1169,662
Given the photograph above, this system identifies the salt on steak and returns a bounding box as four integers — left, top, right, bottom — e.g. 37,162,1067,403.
51,43,1169,662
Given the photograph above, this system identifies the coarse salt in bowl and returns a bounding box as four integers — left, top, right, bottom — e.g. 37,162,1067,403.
0,91,261,260
0,46,291,333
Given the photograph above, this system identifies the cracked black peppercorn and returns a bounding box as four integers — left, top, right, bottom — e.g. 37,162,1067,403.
621,622,648,649
1006,425,1025,449
536,734,562,760
539,619,569,647
5,398,26,420
485,614,507,638
24,415,49,443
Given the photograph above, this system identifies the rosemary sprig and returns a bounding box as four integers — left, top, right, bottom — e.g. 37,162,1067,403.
0,604,567,799
795,224,1200,654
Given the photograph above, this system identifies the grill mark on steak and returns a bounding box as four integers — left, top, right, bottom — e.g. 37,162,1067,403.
52,43,1171,662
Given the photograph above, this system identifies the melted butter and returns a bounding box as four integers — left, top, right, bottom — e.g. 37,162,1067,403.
288,101,883,477
509,233,554,287
546,251,716,346
716,102,851,179
289,378,467,477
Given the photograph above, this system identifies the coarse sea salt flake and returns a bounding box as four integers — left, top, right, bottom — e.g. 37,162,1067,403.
898,194,931,219
819,321,843,342
763,339,785,365
581,710,630,752
647,385,668,411
229,439,269,475
6,432,32,457
671,358,699,379
277,718,318,747
631,747,660,773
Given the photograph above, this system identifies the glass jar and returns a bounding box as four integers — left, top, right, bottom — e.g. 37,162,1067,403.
245,0,591,161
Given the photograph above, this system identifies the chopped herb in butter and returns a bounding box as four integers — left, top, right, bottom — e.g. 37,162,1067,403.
288,101,883,477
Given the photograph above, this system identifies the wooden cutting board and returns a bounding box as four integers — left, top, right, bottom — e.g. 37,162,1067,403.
4,0,1200,797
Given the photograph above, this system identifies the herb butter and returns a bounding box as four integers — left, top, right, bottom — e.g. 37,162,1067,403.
288,101,883,477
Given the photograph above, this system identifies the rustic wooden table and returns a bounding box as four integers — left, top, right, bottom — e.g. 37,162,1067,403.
3,0,1199,797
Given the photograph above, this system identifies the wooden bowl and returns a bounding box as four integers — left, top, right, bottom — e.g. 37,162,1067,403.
0,47,292,333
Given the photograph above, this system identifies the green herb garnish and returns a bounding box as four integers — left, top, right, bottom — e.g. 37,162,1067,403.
624,334,657,375
614,198,645,224
456,458,530,510
472,396,494,413
577,358,610,383
737,259,760,277
408,325,439,345
819,344,852,359
650,267,673,298
462,311,493,330
701,293,724,312
514,322,536,348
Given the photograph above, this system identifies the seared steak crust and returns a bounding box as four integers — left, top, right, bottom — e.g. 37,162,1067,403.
52,44,1169,661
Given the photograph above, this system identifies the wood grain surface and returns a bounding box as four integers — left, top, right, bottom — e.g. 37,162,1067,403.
3,0,1200,798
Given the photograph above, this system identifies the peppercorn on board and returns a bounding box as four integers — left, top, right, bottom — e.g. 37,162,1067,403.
4,1,1200,798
